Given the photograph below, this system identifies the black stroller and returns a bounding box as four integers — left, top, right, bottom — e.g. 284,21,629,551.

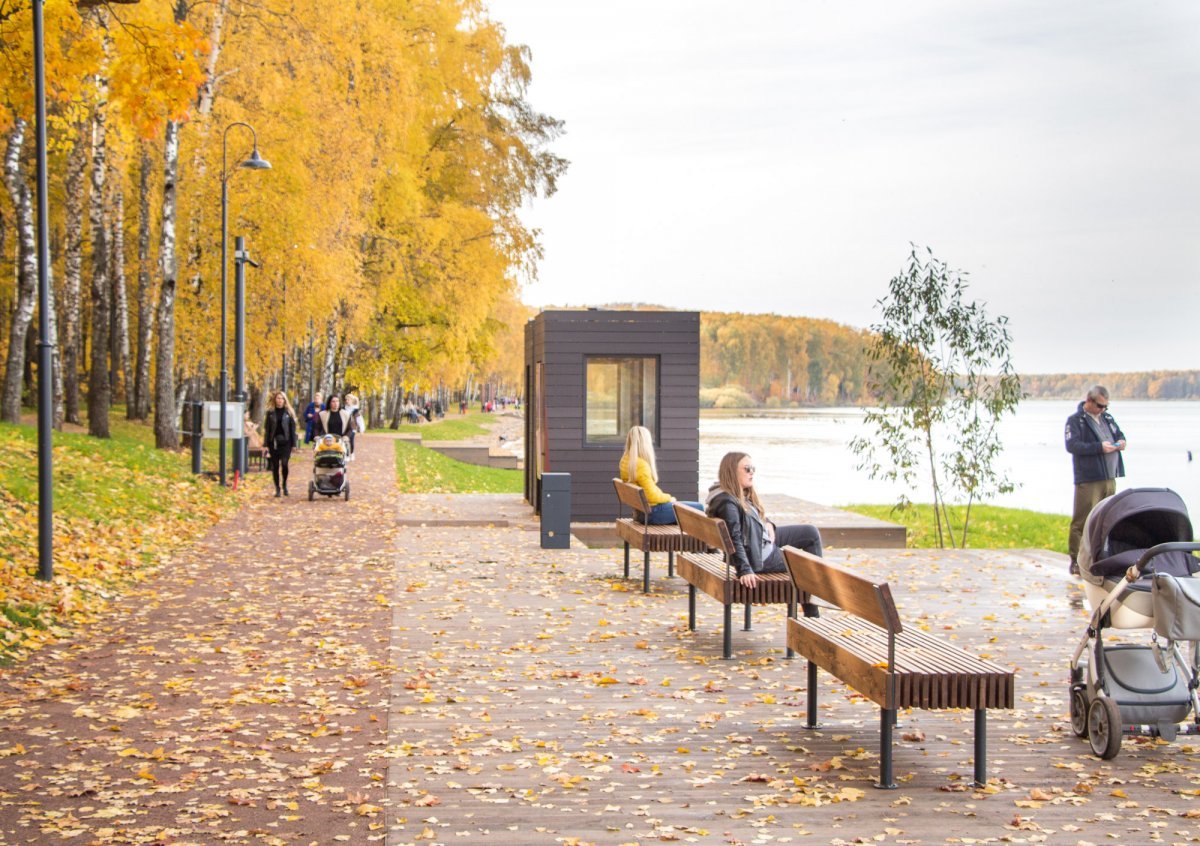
309,435,350,501
1070,488,1200,758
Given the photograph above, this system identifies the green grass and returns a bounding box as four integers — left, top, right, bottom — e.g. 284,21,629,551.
841,502,1069,551
394,439,523,493
416,411,501,441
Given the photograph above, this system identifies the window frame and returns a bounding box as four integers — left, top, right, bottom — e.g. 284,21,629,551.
582,354,660,448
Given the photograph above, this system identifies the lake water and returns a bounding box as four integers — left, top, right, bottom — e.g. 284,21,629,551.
698,401,1200,515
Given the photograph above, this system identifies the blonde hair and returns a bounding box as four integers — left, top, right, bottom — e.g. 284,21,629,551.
345,393,359,406
622,426,658,483
716,451,767,522
270,390,297,421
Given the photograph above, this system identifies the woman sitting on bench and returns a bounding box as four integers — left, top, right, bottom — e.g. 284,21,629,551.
705,451,823,588
618,426,702,524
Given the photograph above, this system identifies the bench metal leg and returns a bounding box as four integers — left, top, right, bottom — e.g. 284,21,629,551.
877,708,898,789
642,550,651,594
688,585,697,631
743,601,752,631
785,597,797,659
623,542,630,579
805,660,820,729
973,709,987,787
722,603,733,660
668,550,675,578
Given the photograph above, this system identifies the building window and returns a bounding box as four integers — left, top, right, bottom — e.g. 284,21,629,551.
585,357,658,445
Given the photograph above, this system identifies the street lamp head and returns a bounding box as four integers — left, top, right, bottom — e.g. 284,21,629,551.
241,147,272,170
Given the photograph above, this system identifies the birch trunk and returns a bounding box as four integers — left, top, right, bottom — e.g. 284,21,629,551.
62,126,87,423
1,120,37,423
131,145,153,419
110,174,131,403
184,0,227,296
153,119,180,449
87,45,112,439
319,317,337,397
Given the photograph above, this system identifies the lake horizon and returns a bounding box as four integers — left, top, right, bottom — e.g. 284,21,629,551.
697,400,1200,517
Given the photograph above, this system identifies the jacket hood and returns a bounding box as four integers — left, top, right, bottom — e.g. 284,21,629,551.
705,485,739,511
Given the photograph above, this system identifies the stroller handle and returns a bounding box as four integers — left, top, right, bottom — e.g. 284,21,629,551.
1127,542,1200,581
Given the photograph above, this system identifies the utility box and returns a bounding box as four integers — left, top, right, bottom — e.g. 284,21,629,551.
202,401,244,440
540,472,571,549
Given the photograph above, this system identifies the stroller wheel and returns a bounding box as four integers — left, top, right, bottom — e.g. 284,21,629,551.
1087,696,1123,759
1069,685,1089,738
344,482,350,501
308,481,315,502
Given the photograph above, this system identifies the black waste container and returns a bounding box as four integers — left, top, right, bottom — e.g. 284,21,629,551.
540,472,571,549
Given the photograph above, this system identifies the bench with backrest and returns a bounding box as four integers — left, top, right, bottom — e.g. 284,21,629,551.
782,547,1016,789
674,503,798,660
612,478,706,594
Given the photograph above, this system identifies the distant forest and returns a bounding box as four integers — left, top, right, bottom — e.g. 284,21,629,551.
698,311,1200,405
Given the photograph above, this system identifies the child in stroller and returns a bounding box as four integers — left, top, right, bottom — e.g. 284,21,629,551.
309,434,350,501
1070,487,1200,758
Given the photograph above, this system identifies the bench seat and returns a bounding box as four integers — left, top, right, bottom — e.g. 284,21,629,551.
613,479,706,593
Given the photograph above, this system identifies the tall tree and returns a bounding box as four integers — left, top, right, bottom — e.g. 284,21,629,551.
86,25,112,438
130,143,153,420
1,119,36,424
61,123,88,423
153,119,180,448
109,165,131,402
849,246,1023,548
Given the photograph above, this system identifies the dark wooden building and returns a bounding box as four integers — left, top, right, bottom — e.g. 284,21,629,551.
524,309,700,523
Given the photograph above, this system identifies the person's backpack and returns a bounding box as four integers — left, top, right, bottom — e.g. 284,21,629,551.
352,408,366,433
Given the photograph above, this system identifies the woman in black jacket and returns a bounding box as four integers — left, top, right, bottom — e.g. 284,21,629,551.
705,451,823,588
263,390,298,497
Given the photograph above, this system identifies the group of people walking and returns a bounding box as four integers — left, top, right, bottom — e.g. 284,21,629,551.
256,390,366,497
619,425,824,588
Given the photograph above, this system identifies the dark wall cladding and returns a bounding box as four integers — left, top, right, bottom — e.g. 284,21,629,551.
526,310,700,522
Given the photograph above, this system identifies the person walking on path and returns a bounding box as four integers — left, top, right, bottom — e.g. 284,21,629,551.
264,390,299,497
302,392,324,444
344,393,365,459
1065,385,1126,574
704,451,823,590
316,394,352,440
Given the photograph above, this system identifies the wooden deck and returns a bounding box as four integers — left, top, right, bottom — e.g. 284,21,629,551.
386,507,1200,844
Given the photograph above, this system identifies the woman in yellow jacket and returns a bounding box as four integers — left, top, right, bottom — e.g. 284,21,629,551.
619,426,703,524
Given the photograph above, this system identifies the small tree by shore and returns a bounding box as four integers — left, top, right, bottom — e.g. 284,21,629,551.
850,246,1022,548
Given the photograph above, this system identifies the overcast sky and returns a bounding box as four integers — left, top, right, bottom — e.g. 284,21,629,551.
485,0,1200,374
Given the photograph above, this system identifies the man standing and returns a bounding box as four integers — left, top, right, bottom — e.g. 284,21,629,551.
303,392,324,444
1065,385,1126,573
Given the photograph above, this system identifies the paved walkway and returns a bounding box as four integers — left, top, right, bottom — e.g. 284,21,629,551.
3,434,1200,845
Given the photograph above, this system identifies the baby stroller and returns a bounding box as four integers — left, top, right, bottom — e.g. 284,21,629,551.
309,435,350,501
1069,487,1200,758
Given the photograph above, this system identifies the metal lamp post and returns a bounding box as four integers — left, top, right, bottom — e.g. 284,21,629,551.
219,122,270,486
33,0,54,580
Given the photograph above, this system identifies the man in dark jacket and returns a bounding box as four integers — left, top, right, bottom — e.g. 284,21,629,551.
1065,385,1127,573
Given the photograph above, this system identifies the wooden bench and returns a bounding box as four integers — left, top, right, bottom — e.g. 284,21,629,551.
674,504,798,660
783,547,1015,789
613,479,706,594
247,446,267,471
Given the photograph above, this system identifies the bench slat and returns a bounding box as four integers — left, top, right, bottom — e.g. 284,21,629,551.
784,548,902,633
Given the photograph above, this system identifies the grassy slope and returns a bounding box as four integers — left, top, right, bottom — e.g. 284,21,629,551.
842,502,1069,551
0,417,245,663
394,440,523,493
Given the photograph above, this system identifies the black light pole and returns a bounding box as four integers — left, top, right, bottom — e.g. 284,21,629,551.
232,235,259,475
33,0,53,581
219,122,270,486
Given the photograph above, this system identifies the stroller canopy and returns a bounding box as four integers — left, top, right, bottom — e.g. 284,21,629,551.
1080,487,1196,581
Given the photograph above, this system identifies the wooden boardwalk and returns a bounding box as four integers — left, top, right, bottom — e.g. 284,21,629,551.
386,502,1200,845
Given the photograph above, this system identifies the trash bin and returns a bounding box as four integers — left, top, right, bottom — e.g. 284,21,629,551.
540,472,571,549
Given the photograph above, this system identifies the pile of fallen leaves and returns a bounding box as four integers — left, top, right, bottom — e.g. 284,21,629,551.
0,420,247,664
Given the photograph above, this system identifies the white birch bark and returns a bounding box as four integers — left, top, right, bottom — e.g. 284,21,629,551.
110,171,132,402
154,119,180,449
131,144,153,420
87,35,112,439
62,125,87,423
1,120,37,423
